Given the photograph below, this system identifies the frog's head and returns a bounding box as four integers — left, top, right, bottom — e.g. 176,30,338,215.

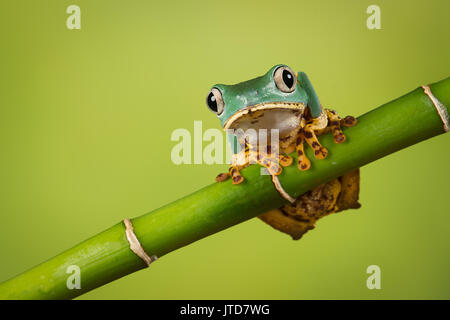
206,64,322,139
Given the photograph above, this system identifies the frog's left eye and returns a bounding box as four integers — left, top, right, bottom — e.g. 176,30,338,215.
206,88,224,115
274,66,297,93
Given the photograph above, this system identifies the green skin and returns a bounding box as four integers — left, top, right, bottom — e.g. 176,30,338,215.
212,64,322,126
208,64,323,154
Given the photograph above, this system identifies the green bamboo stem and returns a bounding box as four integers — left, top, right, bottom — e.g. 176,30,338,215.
0,78,448,300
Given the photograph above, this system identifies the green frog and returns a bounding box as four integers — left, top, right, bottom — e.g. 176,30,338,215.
206,64,360,239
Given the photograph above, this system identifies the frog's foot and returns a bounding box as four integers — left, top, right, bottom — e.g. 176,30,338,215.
229,166,245,184
326,109,358,144
342,115,358,127
216,146,287,186
303,125,328,160
279,154,293,167
293,108,357,173
300,109,329,160
255,153,282,176
250,150,297,203
215,165,245,184
295,133,311,171
215,172,230,182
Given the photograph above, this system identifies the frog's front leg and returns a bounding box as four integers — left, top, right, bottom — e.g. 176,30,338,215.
293,108,358,173
296,132,311,171
216,146,290,185
325,109,357,143
216,164,247,184
254,152,282,176
303,124,329,160
253,150,296,203
254,144,295,173
215,148,250,184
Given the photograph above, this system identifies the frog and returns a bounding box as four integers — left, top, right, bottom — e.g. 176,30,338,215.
206,64,360,239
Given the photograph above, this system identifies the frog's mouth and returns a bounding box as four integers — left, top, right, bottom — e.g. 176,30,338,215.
223,102,306,139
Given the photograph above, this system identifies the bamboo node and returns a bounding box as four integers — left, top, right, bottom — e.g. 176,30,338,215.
123,219,156,267
422,85,449,132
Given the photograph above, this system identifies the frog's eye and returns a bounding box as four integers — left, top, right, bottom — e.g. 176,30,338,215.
274,66,297,93
206,88,224,115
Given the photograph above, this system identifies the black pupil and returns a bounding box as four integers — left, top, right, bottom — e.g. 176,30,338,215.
207,92,217,112
282,70,294,88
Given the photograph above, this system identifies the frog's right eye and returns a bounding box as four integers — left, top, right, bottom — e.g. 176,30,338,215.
206,88,224,115
274,66,297,93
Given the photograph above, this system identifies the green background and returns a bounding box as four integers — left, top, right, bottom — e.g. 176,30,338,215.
0,0,449,299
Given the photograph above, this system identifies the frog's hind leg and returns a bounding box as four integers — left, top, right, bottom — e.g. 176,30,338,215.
258,178,341,240
258,169,361,240
258,208,314,240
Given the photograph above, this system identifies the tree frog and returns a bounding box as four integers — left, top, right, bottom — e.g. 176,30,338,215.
206,64,360,239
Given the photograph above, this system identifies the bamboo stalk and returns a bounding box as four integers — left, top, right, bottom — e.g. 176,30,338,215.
0,78,448,300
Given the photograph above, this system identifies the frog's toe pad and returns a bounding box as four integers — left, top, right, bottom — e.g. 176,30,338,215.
333,128,346,144
279,155,293,167
297,156,311,171
232,174,244,184
215,173,230,182
342,116,357,127
298,162,310,171
314,146,328,159
270,164,282,175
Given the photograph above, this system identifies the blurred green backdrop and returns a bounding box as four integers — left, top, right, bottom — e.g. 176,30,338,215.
0,0,449,299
